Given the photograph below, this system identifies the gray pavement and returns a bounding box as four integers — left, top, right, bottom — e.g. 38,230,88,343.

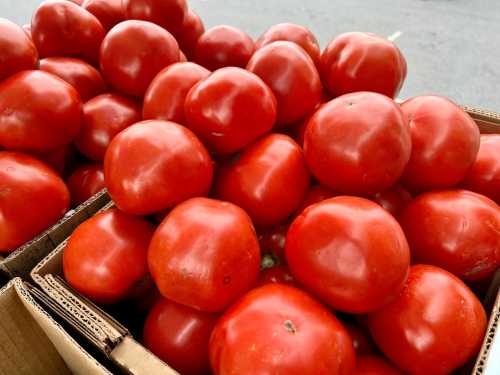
1,0,499,109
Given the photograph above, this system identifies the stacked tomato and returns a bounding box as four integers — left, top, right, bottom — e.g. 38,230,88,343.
0,1,499,374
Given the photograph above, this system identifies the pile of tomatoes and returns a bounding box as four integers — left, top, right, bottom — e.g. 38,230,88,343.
0,0,499,374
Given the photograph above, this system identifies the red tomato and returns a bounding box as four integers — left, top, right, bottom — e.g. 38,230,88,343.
22,24,32,38
185,67,277,154
286,196,410,313
104,120,213,215
179,50,187,62
368,265,487,375
143,298,218,375
0,152,69,252
400,190,500,282
66,163,105,206
258,223,288,261
194,25,254,70
63,209,155,304
148,197,261,312
343,323,376,356
320,32,407,98
216,134,310,227
304,92,411,195
372,185,412,218
39,57,107,102
295,184,337,216
356,356,405,375
38,144,76,176
0,18,38,81
209,284,355,375
247,41,322,127
463,134,500,203
173,9,204,60
143,62,210,124
123,0,187,34
255,23,320,66
100,20,179,97
258,266,295,287
400,96,480,191
82,0,124,31
67,0,83,4
0,71,82,153
76,93,142,161
31,0,105,65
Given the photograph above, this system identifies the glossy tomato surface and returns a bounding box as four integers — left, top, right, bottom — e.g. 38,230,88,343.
372,185,412,218
148,197,260,312
105,120,213,215
0,18,38,81
173,9,204,60
143,62,210,124
356,356,405,375
82,0,124,31
123,0,187,34
368,265,487,375
0,71,82,153
63,208,155,304
320,32,407,98
76,93,142,161
0,152,69,252
247,41,322,127
400,95,480,191
209,284,355,375
39,57,107,102
100,20,179,97
295,184,337,216
216,134,310,227
185,67,277,154
66,163,105,206
258,266,295,287
143,298,218,375
304,92,411,195
31,0,105,64
286,196,410,313
400,190,500,282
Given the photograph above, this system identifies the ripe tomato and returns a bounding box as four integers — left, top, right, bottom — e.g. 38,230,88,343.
295,184,337,216
143,298,218,375
185,67,277,154
286,196,410,313
66,163,105,206
148,197,261,312
247,41,322,127
258,223,288,261
304,92,411,195
0,18,38,81
463,134,500,203
0,71,82,153
343,323,376,356
39,57,107,102
400,96,480,191
258,266,295,286
31,0,105,65
179,50,187,62
320,32,407,98
104,120,213,215
356,356,405,375
82,0,124,31
38,144,76,176
216,134,310,227
0,152,69,252
400,190,500,282
100,20,179,97
67,0,83,4
194,25,254,70
209,284,355,375
123,0,187,34
76,93,142,161
372,185,412,218
143,62,210,124
368,265,487,375
173,9,204,60
63,209,155,304
255,23,320,66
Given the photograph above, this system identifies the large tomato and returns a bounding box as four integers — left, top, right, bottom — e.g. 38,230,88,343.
356,356,405,375
148,197,260,312
0,71,82,153
76,93,142,161
66,163,105,206
31,0,105,64
39,57,107,102
400,96,480,191
173,9,204,60
320,32,407,98
372,185,413,219
304,92,411,195
209,284,355,375
123,0,187,34
216,134,310,227
143,62,210,124
247,41,322,127
143,298,218,375
400,190,500,282
286,196,410,313
368,265,487,375
185,67,277,154
82,0,124,31
0,152,70,252
100,20,179,97
63,208,155,304
104,120,213,215
0,18,38,81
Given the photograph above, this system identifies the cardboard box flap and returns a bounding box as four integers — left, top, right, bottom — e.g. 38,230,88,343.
464,107,500,134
